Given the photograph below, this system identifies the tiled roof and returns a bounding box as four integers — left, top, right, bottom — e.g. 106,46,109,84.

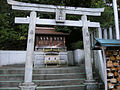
35,27,69,35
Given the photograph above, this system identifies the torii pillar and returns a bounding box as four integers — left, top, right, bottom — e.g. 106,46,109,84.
82,15,93,80
82,15,97,90
19,11,37,90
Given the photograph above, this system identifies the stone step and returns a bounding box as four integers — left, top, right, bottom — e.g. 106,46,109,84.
0,87,20,90
0,65,85,69
0,64,25,68
35,79,85,86
0,81,21,87
0,84,86,90
0,73,86,81
0,65,86,90
0,78,85,87
36,84,86,90
0,67,85,74
0,64,85,69
33,73,86,80
1,64,85,67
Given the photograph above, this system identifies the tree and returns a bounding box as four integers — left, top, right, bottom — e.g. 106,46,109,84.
0,0,115,50
90,0,114,28
0,0,29,50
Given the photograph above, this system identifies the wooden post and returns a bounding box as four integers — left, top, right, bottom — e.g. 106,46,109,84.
64,37,65,47
109,26,113,39
90,31,94,66
90,31,94,48
81,15,93,80
113,0,120,39
50,37,52,46
98,27,102,39
103,28,107,39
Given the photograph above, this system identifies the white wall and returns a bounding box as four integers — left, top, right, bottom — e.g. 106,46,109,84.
0,51,26,66
74,49,85,65
0,51,69,66
96,50,105,83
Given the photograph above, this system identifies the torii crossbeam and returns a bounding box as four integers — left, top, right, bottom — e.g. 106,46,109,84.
15,17,100,27
7,0,104,16
7,0,104,90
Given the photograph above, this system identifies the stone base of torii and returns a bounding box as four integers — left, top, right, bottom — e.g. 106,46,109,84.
19,83,36,90
85,80,98,90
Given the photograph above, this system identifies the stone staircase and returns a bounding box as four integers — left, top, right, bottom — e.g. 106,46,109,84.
0,64,86,90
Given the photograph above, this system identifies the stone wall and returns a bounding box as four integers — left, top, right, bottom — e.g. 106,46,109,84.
34,51,44,67
73,49,85,65
67,51,74,65
34,51,68,67
0,50,26,66
0,50,85,66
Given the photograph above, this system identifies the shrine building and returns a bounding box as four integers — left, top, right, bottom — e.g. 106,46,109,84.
34,27,69,67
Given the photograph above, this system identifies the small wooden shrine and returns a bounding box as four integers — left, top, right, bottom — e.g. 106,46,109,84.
35,27,69,51
34,27,69,67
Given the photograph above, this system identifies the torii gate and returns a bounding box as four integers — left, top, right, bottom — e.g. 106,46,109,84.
7,0,104,90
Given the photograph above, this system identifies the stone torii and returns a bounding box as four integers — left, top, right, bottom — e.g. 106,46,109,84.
7,0,104,90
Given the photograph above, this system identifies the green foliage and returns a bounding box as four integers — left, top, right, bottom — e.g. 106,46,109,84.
118,0,120,7
16,0,91,7
91,0,104,8
90,0,114,28
71,41,83,50
0,0,116,50
0,1,28,50
54,26,71,33
100,6,114,27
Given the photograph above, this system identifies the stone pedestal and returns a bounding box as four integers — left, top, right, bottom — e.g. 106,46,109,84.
85,80,98,90
19,83,37,90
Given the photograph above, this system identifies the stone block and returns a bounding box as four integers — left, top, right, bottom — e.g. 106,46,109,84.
74,49,85,65
67,51,74,65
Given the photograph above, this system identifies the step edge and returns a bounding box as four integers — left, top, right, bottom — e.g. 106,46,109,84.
0,78,86,82
36,84,86,89
0,87,19,89
0,73,86,76
0,67,85,71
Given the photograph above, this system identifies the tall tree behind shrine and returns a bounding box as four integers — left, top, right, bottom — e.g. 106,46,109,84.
0,0,29,50
0,0,116,50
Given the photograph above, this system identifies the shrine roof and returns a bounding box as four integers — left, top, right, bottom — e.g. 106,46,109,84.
35,27,69,35
92,38,120,50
